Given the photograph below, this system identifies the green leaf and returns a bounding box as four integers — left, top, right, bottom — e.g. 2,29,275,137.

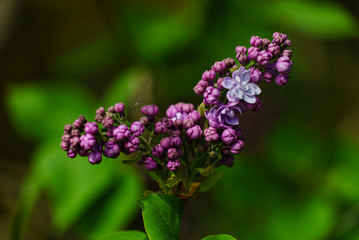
13,139,143,239
202,234,237,240
198,171,223,192
31,140,117,231
6,82,94,141
11,171,41,240
99,230,148,240
137,194,183,240
267,0,358,39
78,166,144,240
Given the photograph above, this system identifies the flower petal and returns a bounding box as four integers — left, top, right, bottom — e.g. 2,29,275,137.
243,94,257,104
244,87,255,96
225,115,239,125
226,88,239,102
240,69,252,84
234,85,244,99
222,77,234,89
237,66,246,74
247,82,261,95
232,70,239,79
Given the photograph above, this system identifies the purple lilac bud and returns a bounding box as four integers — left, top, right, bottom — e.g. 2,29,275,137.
78,148,89,157
80,134,97,151
62,133,71,142
181,103,194,113
276,56,292,73
60,141,69,151
154,121,167,134
71,129,80,137
160,137,172,149
106,126,116,138
197,79,208,88
246,98,262,112
167,159,180,171
103,141,121,158
139,116,149,126
235,46,247,53
267,43,280,55
186,111,201,123
151,145,164,159
275,73,289,86
130,121,145,136
194,83,206,95
161,117,173,129
262,38,270,47
183,118,195,129
169,130,181,137
212,61,226,73
73,119,82,129
236,52,248,64
172,136,182,147
114,103,125,113
203,86,220,106
263,69,276,83
250,36,262,47
282,49,292,57
67,150,77,158
248,47,260,60
273,32,287,44
141,105,159,118
64,124,72,132
166,105,181,118
257,50,272,66
204,127,219,142
96,107,105,116
78,115,87,123
108,106,115,113
230,140,245,154
202,70,216,82
186,125,203,140
221,128,237,145
95,114,103,123
113,125,131,141
167,148,178,160
144,157,157,171
223,58,236,68
124,136,140,153
250,68,263,83
89,151,102,164
283,39,292,47
70,136,80,147
216,78,224,91
84,122,99,135
173,119,183,128
102,116,114,128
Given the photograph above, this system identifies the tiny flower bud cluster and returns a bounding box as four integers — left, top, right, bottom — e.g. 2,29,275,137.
61,32,293,200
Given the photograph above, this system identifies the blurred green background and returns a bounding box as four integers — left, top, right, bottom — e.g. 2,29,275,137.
1,0,359,239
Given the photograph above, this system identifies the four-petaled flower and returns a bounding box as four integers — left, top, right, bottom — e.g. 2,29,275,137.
222,66,261,104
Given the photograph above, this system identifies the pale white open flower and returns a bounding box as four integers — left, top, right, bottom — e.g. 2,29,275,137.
222,66,261,104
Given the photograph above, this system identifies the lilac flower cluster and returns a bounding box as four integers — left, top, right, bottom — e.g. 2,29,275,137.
61,32,293,199
61,104,145,164
192,32,292,165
